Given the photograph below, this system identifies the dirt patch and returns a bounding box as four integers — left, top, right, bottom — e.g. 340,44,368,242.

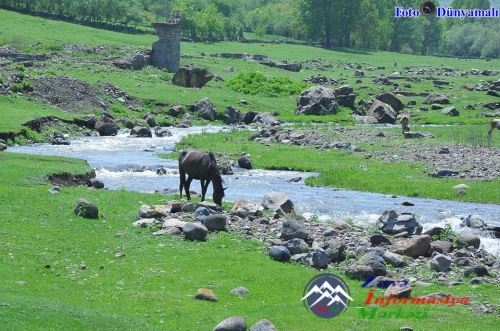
27,76,141,114
47,171,95,187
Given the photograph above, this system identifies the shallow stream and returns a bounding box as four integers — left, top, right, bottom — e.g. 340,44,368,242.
7,125,500,255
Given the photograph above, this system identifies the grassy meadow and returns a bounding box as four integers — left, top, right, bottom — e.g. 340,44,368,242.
1,8,500,331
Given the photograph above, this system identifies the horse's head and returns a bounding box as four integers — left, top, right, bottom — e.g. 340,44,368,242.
212,186,226,206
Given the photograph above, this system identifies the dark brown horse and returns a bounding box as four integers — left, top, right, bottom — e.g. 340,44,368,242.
178,148,225,206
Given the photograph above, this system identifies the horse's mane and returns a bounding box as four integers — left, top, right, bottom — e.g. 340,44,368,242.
208,151,225,188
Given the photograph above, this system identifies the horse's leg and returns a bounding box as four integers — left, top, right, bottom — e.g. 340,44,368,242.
179,165,185,199
488,127,493,147
200,179,211,202
185,177,193,200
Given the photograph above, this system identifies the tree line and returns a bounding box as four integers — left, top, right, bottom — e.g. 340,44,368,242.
1,0,499,58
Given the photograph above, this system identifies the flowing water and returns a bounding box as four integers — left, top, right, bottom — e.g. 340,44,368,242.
7,125,500,255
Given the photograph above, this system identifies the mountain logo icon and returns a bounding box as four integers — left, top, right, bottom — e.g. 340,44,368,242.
302,273,352,318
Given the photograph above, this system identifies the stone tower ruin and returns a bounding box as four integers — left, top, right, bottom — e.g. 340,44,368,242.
151,11,181,73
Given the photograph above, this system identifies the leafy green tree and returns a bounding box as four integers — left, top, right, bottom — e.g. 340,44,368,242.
352,0,379,49
197,3,224,40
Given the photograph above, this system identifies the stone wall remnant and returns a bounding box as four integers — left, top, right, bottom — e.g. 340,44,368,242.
151,11,181,73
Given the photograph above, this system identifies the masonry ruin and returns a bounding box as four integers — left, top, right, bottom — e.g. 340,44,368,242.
151,11,181,73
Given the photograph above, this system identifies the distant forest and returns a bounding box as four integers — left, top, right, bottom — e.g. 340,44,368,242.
1,0,499,58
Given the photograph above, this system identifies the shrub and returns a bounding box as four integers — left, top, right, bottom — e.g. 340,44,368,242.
226,71,308,97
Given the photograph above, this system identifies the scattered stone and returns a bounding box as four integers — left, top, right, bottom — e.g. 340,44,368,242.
182,222,208,241
249,319,278,331
230,287,250,295
212,316,247,331
269,246,291,262
48,186,60,194
281,219,308,240
203,214,227,231
195,288,217,302
74,198,99,219
457,233,480,249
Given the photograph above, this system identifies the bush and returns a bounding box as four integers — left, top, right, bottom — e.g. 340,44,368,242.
226,71,308,97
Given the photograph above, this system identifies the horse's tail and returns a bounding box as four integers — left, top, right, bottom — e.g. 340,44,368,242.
179,150,187,197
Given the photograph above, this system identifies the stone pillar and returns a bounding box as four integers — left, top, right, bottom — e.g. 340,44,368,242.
151,11,181,73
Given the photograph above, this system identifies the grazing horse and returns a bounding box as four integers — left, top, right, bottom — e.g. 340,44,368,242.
487,119,500,147
178,148,225,206
401,116,410,134
393,62,398,68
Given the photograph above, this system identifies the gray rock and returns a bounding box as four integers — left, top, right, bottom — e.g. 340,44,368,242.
230,200,264,218
358,253,386,276
429,254,452,272
90,178,104,189
223,105,241,125
212,316,247,331
269,246,291,262
382,251,405,267
47,186,60,194
295,86,339,116
291,253,312,265
194,97,217,120
442,107,459,116
311,248,328,269
384,284,412,298
390,235,431,258
204,214,227,231
172,67,214,89
230,287,250,295
325,239,345,262
238,155,252,170
182,222,208,241
281,219,308,240
464,265,490,277
332,220,352,231
367,100,397,124
345,265,374,280
375,92,404,112
457,233,480,249
422,92,450,104
194,207,211,222
74,198,99,219
249,319,278,331
428,241,453,255
282,238,308,255
370,234,391,246
262,192,294,215
95,112,119,136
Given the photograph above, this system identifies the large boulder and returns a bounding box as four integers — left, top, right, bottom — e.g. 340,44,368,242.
95,112,119,136
390,235,431,258
130,126,152,137
376,210,422,235
222,106,241,125
367,100,397,124
195,97,216,120
295,86,338,115
252,112,280,126
335,85,356,108
230,200,264,218
74,198,99,219
172,67,214,89
281,219,308,240
375,92,404,113
262,192,294,215
422,93,450,104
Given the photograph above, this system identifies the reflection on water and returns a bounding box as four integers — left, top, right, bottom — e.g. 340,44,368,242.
7,125,500,255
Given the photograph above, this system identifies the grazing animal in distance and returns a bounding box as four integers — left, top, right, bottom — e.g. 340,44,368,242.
401,116,410,134
178,148,226,206
487,119,500,147
393,62,398,68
